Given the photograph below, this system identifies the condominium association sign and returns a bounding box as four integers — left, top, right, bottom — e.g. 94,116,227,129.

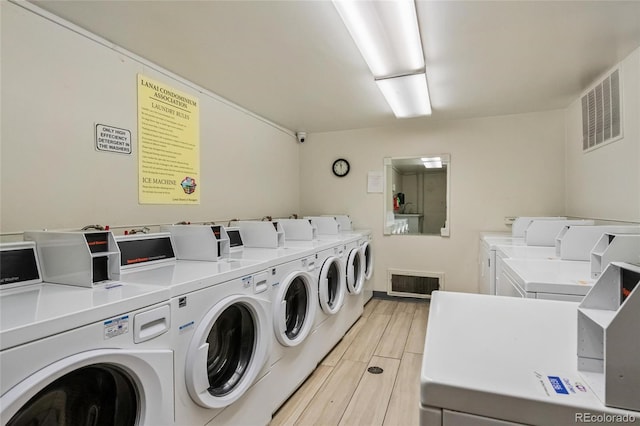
137,74,200,204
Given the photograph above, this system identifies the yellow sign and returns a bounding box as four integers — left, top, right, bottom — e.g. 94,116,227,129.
137,75,200,204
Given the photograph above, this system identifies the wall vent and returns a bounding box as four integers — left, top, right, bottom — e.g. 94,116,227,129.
387,269,443,299
581,68,622,151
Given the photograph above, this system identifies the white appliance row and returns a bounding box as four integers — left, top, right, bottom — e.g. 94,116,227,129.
0,216,375,426
479,217,640,301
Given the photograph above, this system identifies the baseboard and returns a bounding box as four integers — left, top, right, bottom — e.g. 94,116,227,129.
371,290,430,304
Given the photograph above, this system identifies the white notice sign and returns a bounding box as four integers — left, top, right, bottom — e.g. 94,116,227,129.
367,171,384,193
95,124,132,154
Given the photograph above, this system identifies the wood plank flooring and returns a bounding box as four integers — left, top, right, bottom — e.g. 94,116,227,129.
271,298,430,426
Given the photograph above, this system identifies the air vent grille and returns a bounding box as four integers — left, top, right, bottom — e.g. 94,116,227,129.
387,269,443,299
581,69,622,151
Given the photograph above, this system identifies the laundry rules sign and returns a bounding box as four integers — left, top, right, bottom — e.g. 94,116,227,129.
137,74,200,204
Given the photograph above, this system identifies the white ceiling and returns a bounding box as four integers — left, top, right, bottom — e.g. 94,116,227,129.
30,0,640,134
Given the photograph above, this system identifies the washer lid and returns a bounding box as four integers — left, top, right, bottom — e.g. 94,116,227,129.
318,256,345,315
273,270,317,346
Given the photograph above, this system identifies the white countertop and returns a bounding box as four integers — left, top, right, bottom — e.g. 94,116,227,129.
421,291,638,425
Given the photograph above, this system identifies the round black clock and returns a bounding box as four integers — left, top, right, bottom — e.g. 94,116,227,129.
332,158,350,177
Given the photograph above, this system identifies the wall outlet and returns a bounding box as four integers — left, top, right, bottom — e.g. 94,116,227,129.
504,216,517,226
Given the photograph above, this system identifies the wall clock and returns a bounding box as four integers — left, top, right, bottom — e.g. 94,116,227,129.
332,158,350,177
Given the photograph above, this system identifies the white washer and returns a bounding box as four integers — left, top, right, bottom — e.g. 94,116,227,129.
0,242,174,426
215,228,325,419
494,245,559,298
262,254,323,415
478,232,526,295
420,291,638,425
114,234,272,426
172,269,274,426
358,230,374,303
336,236,365,337
311,245,347,365
499,258,594,302
224,243,319,366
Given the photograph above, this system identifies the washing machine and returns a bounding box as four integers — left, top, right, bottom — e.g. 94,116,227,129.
113,232,273,426
478,232,526,295
305,217,364,357
171,269,274,426
261,254,324,415
498,258,594,302
310,244,348,365
214,225,325,419
0,242,174,426
494,245,559,299
420,290,640,425
357,230,374,303
336,235,365,337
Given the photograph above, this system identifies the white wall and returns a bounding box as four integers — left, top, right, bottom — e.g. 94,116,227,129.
565,47,640,222
0,2,299,236
299,111,566,293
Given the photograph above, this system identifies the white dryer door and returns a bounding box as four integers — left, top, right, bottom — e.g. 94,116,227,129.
273,270,317,346
318,256,345,315
346,248,365,295
361,241,374,280
185,294,270,409
0,349,173,426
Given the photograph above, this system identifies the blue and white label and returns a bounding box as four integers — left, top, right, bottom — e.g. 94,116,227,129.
547,376,569,394
104,315,129,339
533,371,592,400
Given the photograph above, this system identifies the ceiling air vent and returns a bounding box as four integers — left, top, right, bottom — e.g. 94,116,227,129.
581,69,622,151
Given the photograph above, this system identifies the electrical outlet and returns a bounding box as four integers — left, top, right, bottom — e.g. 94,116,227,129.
504,216,517,226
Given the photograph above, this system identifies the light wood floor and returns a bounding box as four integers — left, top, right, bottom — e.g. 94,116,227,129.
270,298,429,426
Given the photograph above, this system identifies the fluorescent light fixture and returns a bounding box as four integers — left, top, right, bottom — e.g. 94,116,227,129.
422,156,442,168
376,73,432,118
333,0,424,77
423,160,442,169
333,0,432,118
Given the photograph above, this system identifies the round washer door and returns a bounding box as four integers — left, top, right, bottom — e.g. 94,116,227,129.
346,248,365,294
273,270,317,346
185,294,270,409
361,241,373,280
1,349,173,426
318,255,345,315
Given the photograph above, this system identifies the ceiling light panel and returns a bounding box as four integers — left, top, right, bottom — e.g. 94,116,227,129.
376,73,432,118
333,0,424,77
423,160,442,168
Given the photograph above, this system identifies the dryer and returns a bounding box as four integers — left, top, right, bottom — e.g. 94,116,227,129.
0,242,174,426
